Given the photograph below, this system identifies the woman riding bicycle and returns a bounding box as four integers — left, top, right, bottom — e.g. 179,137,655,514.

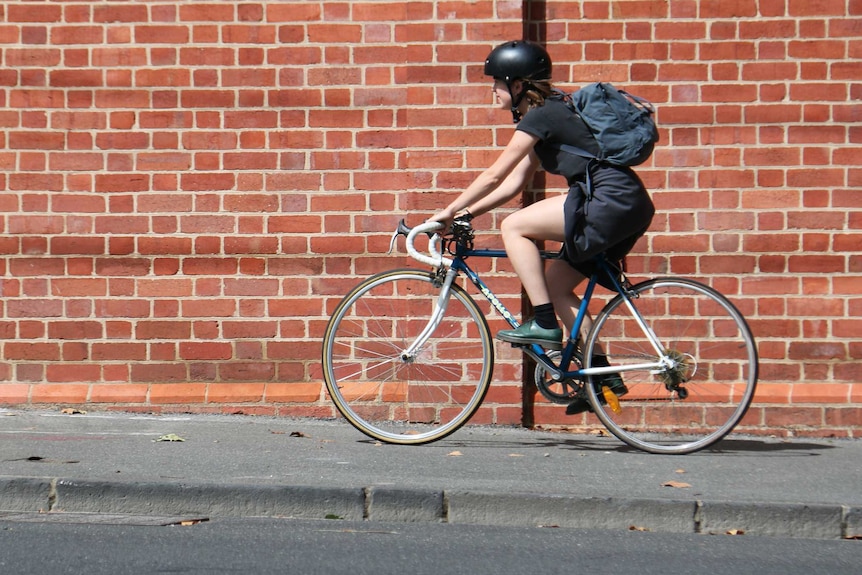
430,40,655,413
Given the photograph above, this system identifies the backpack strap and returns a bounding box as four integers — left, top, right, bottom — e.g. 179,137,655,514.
549,88,601,199
556,143,596,160
553,143,599,200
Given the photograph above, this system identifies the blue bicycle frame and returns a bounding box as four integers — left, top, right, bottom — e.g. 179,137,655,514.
445,244,617,384
397,219,668,384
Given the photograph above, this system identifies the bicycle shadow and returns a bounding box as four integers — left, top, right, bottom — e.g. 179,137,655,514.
683,438,837,456
428,434,837,457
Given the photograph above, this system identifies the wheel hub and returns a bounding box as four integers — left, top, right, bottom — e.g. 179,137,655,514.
659,349,695,390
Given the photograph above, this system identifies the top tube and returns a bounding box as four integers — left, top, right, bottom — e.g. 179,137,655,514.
466,247,564,261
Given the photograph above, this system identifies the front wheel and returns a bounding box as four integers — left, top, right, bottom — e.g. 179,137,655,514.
584,278,758,454
321,269,494,444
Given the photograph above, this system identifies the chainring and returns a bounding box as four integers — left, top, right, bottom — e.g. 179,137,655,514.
533,350,584,404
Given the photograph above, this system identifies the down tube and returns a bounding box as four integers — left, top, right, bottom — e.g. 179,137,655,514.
452,258,520,329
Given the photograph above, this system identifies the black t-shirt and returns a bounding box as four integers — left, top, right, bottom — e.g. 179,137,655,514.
516,96,600,187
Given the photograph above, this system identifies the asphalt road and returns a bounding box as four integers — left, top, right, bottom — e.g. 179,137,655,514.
1,515,860,575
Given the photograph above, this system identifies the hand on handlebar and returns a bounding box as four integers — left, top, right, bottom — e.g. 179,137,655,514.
428,207,457,233
429,208,474,235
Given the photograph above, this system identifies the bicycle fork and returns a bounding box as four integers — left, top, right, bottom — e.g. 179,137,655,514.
399,267,458,362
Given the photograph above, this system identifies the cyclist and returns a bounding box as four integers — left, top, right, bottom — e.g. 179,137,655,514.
430,40,654,414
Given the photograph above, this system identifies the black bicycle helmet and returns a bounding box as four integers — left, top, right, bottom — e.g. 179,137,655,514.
484,40,553,122
484,40,552,83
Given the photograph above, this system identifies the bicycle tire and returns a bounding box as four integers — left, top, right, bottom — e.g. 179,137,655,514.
321,268,494,444
583,278,758,454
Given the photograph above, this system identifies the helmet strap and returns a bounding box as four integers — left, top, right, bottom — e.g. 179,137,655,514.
507,82,526,123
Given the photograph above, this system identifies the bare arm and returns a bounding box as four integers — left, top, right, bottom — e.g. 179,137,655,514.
468,150,539,216
431,130,540,224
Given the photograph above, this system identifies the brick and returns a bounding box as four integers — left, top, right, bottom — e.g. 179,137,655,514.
9,131,65,150
135,25,189,44
180,342,233,360
8,5,62,22
789,0,846,16
792,383,851,404
789,340,847,361
136,321,192,340
150,383,207,403
30,384,90,403
89,384,148,403
763,406,824,428
50,25,103,44
753,383,792,404
207,383,266,403
218,362,275,382
0,384,31,403
825,408,862,428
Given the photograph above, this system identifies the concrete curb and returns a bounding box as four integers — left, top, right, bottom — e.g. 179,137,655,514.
446,491,695,532
0,478,54,512
697,501,848,540
2,477,860,540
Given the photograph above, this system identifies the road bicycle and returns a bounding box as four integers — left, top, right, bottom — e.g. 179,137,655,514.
321,219,758,454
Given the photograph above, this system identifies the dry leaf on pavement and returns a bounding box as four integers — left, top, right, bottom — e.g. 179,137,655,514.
154,433,185,442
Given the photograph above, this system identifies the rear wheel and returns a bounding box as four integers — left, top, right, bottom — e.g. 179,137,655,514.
584,278,758,454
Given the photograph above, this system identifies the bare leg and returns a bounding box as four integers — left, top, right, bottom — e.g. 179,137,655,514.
545,258,588,339
501,195,596,337
545,259,617,364
499,194,567,307
502,196,620,415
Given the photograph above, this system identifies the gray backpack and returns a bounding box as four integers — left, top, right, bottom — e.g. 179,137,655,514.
556,82,658,167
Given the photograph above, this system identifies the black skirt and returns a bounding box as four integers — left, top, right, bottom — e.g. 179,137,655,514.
562,164,654,288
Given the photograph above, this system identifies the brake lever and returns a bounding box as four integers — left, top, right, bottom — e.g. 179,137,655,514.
388,219,411,254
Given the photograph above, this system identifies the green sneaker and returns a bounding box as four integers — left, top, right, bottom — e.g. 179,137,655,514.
496,319,563,351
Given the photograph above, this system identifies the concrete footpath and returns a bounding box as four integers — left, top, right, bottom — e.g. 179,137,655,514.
1,409,861,540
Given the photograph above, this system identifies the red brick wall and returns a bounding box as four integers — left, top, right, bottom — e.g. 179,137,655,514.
1,1,860,437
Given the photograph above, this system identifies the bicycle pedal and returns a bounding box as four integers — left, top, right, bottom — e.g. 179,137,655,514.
501,340,531,350
509,343,563,352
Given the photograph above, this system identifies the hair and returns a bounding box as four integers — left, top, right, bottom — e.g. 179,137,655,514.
522,79,554,110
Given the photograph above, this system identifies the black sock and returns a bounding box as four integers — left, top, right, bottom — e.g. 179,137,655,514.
532,303,558,330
